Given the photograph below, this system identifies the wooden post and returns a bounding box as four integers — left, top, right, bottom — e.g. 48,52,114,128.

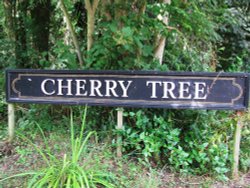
232,111,244,180
8,103,15,142
117,108,123,158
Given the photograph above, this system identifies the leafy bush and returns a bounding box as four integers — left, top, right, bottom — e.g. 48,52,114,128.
121,109,235,179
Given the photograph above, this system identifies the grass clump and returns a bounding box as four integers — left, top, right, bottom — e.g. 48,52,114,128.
0,107,115,188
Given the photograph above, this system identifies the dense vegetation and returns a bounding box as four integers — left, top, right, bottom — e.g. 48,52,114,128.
0,0,249,187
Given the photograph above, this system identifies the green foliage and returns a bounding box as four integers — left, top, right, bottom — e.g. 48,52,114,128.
121,109,235,179
160,1,220,71
0,39,15,69
215,1,250,71
86,17,158,70
51,40,78,69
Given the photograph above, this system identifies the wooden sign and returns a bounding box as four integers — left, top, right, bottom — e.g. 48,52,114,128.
6,69,249,110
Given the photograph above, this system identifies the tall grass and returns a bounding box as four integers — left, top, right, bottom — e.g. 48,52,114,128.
0,107,115,188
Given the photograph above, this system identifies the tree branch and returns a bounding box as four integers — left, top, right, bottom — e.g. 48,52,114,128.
59,0,84,66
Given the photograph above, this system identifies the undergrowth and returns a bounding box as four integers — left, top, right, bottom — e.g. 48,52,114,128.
0,107,115,188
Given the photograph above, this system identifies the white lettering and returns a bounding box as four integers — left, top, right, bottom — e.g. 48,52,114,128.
41,78,209,101
105,80,119,97
41,79,55,95
179,82,191,99
57,79,73,96
89,80,103,97
75,79,87,96
146,81,162,98
193,82,208,99
118,80,132,97
162,82,176,99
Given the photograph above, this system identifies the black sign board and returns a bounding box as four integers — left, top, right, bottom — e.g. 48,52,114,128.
6,69,249,110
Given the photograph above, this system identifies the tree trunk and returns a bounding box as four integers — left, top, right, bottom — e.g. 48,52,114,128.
30,0,51,64
3,0,27,68
85,0,99,51
3,0,16,41
63,15,71,46
87,10,95,51
154,0,171,65
16,0,29,68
